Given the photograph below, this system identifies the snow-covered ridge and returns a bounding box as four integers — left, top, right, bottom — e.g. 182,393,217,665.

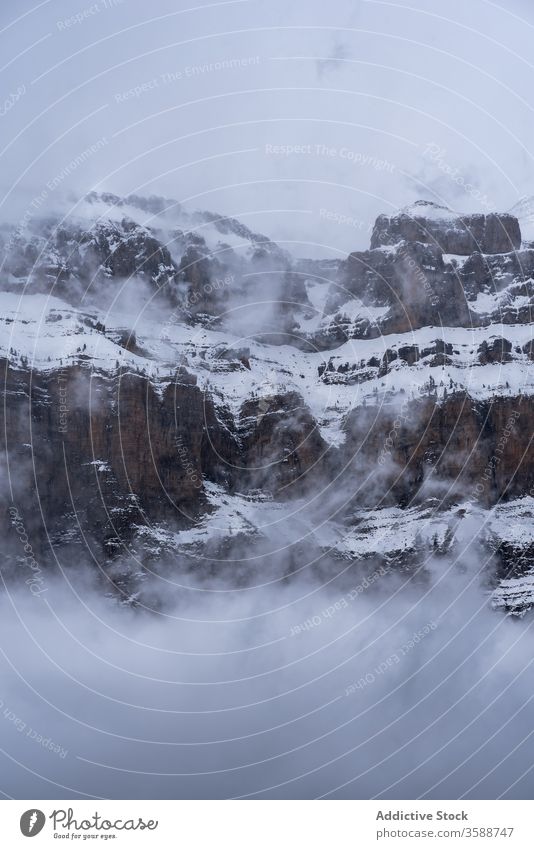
1,290,532,453
82,190,288,261
400,200,459,221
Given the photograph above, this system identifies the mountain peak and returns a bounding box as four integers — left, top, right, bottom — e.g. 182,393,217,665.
371,201,521,253
399,200,455,219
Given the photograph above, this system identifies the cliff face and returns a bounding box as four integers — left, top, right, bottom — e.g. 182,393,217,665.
1,194,533,611
342,241,471,335
343,393,532,508
2,361,213,554
370,202,522,254
0,361,330,556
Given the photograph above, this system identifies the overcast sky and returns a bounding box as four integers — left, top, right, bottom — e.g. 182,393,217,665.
2,0,534,254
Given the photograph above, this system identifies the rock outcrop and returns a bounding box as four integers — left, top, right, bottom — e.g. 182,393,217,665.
342,393,531,508
371,201,521,254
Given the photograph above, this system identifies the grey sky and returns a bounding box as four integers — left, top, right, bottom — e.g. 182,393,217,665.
1,0,534,255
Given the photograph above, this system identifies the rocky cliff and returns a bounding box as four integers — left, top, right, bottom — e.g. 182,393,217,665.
1,195,533,611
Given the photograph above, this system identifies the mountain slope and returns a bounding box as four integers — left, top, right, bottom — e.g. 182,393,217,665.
1,195,533,613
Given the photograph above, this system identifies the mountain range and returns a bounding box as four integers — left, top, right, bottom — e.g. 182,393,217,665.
1,194,533,614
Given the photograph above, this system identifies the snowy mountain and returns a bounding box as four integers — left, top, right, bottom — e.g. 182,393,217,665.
1,195,533,613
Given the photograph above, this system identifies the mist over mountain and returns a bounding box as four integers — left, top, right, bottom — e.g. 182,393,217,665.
1,0,534,802
1,188,533,799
